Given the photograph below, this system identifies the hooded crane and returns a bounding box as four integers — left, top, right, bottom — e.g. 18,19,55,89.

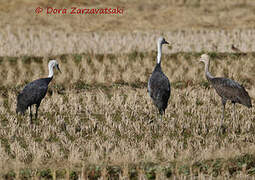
199,54,252,123
148,37,170,120
16,60,61,123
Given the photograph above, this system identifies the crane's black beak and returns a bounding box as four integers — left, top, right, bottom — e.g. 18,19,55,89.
56,65,61,73
164,40,169,45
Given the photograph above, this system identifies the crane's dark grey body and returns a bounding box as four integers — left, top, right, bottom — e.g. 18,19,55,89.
200,54,252,121
16,59,60,123
148,63,171,115
16,77,53,121
148,37,170,118
208,77,252,108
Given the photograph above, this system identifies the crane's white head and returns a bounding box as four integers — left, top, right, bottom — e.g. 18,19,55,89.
48,60,61,78
158,36,169,45
199,54,209,64
157,37,169,64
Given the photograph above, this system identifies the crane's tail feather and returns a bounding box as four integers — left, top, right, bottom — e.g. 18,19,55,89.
248,103,252,108
16,93,27,115
16,107,26,115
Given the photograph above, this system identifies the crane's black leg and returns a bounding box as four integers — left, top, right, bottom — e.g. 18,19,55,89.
221,98,227,124
29,106,33,124
35,104,39,120
218,98,227,133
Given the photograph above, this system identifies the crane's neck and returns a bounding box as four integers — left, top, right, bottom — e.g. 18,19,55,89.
48,63,54,78
157,41,162,64
204,59,214,81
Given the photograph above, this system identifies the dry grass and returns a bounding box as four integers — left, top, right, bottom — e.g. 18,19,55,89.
0,52,255,179
1,0,255,179
2,29,255,56
1,0,255,56
2,0,255,32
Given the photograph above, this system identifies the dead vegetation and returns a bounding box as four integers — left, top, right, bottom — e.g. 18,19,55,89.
0,52,254,179
1,0,255,179
2,0,255,32
1,0,255,56
1,28,255,56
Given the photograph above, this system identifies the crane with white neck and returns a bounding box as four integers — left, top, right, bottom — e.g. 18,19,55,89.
16,60,61,123
199,54,252,123
148,37,170,121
